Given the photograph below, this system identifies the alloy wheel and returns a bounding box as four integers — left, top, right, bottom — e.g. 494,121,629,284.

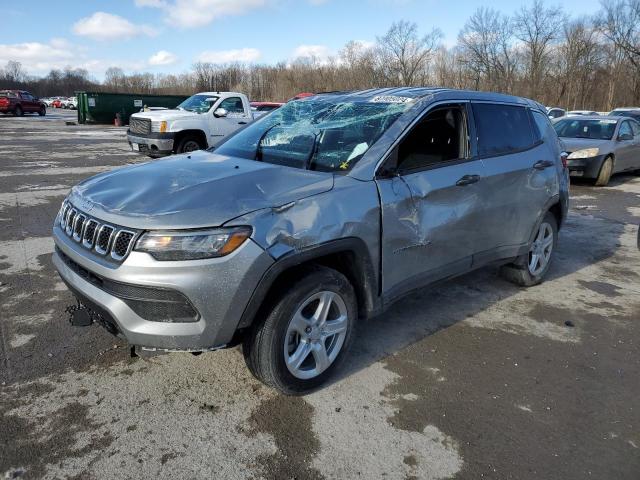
528,222,554,276
284,290,349,380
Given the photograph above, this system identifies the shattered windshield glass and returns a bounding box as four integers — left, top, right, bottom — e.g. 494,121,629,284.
177,94,219,113
214,98,413,172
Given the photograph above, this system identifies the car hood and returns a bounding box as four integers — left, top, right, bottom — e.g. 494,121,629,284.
130,109,200,122
560,137,611,153
68,150,334,230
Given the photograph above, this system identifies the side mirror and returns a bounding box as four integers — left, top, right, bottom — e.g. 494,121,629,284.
618,133,633,141
213,108,228,118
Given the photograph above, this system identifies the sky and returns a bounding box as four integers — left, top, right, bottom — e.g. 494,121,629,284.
0,0,605,80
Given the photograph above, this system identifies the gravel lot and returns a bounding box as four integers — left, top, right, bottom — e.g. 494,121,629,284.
1,109,639,480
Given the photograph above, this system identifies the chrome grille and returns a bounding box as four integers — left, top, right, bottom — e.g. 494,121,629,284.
57,201,138,262
129,117,151,135
95,225,114,255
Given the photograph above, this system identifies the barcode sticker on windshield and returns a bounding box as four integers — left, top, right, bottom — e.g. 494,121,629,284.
370,95,414,104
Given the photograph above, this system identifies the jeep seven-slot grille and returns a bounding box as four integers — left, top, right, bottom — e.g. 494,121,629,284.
58,201,138,262
129,117,151,135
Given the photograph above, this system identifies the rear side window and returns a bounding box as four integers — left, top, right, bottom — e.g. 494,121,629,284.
472,103,536,156
532,110,553,141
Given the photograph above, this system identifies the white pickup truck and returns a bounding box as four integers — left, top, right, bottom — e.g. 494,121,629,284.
127,92,254,157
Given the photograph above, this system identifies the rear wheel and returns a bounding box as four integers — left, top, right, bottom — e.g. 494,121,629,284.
594,156,613,186
175,135,203,154
243,266,357,395
14,105,23,117
500,211,558,287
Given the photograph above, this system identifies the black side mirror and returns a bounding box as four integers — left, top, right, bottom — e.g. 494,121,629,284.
618,133,633,141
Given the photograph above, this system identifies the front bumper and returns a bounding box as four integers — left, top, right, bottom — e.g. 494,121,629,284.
53,223,274,350
566,154,606,179
127,132,175,157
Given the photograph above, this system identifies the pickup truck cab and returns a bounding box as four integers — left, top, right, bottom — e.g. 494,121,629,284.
127,92,253,157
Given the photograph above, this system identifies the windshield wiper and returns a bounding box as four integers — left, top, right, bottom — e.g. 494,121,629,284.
255,123,281,161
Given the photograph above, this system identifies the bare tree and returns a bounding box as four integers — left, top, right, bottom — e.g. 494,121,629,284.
376,21,442,86
513,0,566,99
458,7,517,92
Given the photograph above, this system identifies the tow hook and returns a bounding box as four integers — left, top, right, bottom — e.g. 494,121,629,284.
65,300,93,327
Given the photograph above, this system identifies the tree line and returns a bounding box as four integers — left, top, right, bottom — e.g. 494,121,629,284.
1,0,639,111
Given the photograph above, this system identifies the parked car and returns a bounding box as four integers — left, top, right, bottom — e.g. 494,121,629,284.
609,108,640,122
547,107,566,119
51,98,64,109
250,101,283,118
567,110,598,116
554,115,640,186
127,91,253,157
0,90,46,116
53,88,568,394
289,92,315,101
65,97,78,110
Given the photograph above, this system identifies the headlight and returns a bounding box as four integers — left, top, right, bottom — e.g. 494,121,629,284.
134,226,252,261
568,148,599,159
151,121,167,133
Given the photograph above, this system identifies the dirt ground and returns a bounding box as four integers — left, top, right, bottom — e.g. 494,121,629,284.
1,109,639,479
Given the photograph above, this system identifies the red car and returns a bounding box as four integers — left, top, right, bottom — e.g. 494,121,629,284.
51,98,64,109
250,101,284,112
0,90,46,116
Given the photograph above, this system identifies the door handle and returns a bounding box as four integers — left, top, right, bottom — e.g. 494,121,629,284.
455,174,480,186
238,121,248,125
533,160,554,170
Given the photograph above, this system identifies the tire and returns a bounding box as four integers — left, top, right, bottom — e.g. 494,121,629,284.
242,265,357,395
500,211,558,287
38,106,46,117
14,105,23,117
175,135,203,154
594,156,613,187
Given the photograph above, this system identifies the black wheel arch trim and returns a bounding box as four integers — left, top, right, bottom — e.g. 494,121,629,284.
237,237,380,330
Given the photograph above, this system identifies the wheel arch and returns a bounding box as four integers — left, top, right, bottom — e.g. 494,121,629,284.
236,237,380,335
174,129,207,151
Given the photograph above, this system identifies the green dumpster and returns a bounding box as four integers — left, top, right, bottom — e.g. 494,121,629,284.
76,92,189,125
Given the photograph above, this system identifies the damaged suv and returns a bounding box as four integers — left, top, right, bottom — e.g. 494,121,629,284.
53,88,568,394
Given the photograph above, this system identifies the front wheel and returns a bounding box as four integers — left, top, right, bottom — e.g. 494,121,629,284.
38,106,46,116
243,266,357,395
594,156,613,187
175,135,203,154
500,211,558,287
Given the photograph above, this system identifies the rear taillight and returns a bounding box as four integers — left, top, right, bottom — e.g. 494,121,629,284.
0,98,9,106
560,152,568,169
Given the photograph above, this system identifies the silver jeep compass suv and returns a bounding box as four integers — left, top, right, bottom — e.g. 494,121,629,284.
53,88,569,394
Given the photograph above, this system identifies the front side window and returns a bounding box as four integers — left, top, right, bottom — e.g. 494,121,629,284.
472,103,536,156
395,106,467,172
630,120,640,137
177,94,219,113
553,118,617,140
214,98,413,172
219,97,244,114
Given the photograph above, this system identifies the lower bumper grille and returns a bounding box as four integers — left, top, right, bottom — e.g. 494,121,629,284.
57,247,200,323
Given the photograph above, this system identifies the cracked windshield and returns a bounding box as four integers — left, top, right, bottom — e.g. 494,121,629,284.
215,98,413,172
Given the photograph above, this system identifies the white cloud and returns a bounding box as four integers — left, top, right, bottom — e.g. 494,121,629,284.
0,40,78,74
197,48,261,63
292,44,332,61
136,0,267,28
72,12,157,41
148,50,178,65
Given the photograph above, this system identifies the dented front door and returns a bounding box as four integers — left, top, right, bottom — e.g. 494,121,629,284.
376,160,485,301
